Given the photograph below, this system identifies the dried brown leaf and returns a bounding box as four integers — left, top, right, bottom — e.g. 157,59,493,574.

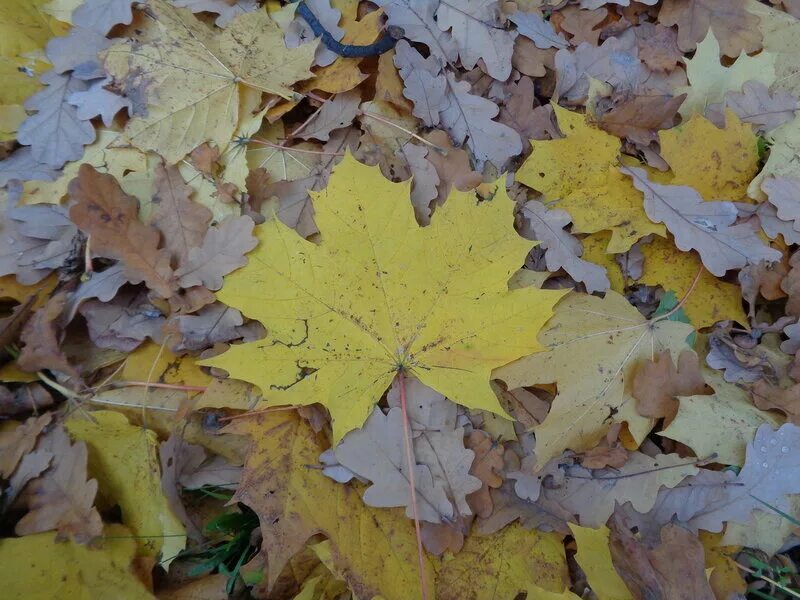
15,425,103,544
633,350,710,424
0,413,52,478
150,162,213,267
68,165,175,298
609,518,715,600
17,292,78,378
465,430,504,519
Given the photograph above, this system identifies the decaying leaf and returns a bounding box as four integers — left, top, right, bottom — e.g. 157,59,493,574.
103,0,315,162
520,200,610,293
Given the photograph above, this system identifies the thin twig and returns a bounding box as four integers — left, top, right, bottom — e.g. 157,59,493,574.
397,369,430,600
565,454,715,481
734,561,800,599
303,91,446,153
216,405,298,423
109,381,208,393
248,138,345,157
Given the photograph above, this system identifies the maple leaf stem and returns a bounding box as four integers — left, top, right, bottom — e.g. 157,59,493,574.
397,369,430,600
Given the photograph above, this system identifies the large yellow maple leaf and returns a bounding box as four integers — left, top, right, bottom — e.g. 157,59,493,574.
203,155,565,441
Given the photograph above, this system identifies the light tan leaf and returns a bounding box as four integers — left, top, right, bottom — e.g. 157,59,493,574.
622,166,780,276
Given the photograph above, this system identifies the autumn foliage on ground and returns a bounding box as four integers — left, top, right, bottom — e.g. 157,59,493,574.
4,0,800,598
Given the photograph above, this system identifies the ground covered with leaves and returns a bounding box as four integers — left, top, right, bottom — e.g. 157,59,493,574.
3,0,800,599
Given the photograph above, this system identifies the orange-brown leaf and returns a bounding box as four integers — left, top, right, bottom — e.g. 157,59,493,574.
68,164,175,298
633,350,710,424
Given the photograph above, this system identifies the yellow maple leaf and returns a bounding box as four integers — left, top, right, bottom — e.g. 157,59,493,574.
661,370,781,465
582,232,747,329
569,524,633,600
0,0,68,58
659,110,759,201
516,104,620,200
495,290,693,467
434,522,569,599
65,411,186,565
203,155,565,441
559,167,666,253
0,525,154,600
103,0,315,163
227,411,436,596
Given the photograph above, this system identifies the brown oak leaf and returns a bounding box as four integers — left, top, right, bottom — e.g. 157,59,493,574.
15,424,103,544
68,164,176,298
633,350,711,424
658,0,762,58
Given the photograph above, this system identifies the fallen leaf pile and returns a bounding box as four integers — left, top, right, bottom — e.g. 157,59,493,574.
3,0,800,598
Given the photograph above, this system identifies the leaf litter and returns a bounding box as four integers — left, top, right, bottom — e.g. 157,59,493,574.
3,0,800,599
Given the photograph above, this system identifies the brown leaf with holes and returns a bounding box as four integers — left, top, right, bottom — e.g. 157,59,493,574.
68,164,176,298
633,350,711,424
